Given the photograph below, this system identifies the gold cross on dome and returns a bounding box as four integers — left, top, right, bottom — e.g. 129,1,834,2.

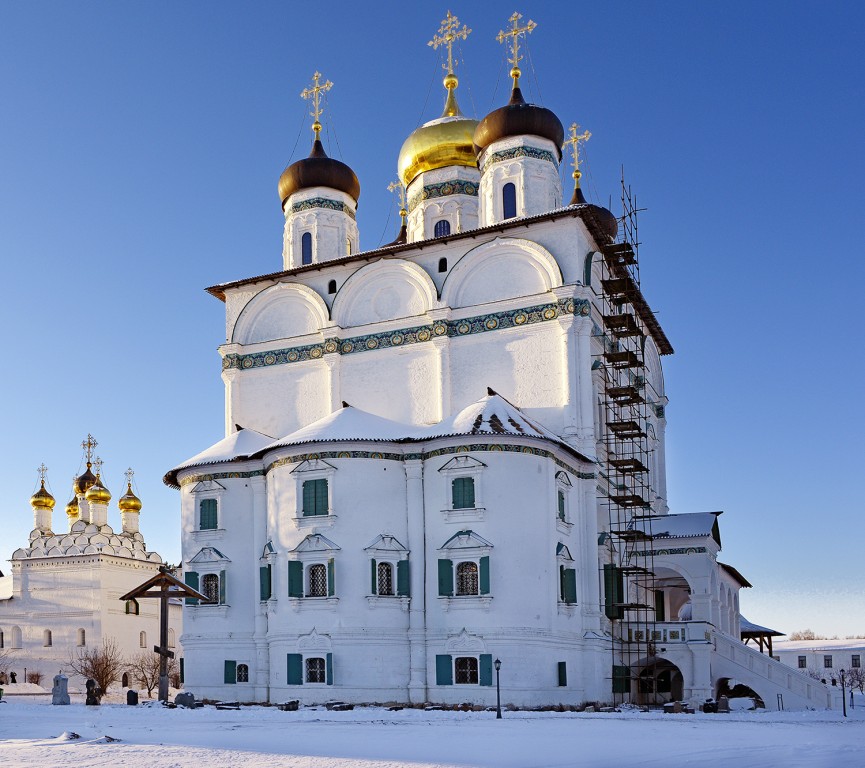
125,467,135,487
387,179,407,218
81,434,97,465
37,463,48,485
93,456,104,479
496,11,536,87
429,11,471,76
564,123,591,185
301,71,333,140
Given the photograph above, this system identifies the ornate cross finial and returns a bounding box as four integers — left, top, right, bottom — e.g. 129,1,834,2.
564,123,592,187
387,179,407,221
429,11,471,78
93,456,103,478
81,434,97,466
300,71,333,141
37,463,48,486
125,467,135,488
496,11,536,88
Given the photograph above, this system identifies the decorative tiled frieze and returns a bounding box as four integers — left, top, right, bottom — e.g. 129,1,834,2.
179,470,265,487
223,297,591,372
290,196,356,220
407,179,479,214
632,547,708,557
480,146,557,174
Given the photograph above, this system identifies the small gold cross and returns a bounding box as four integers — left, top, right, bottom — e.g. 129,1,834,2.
125,467,135,487
37,463,48,486
429,11,471,76
301,71,333,140
387,179,407,219
81,434,98,464
496,11,536,87
564,123,592,186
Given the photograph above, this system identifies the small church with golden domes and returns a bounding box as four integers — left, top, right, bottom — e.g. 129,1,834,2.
166,12,837,710
0,436,181,689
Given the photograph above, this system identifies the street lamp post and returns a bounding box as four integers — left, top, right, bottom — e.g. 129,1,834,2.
494,658,502,719
840,669,847,718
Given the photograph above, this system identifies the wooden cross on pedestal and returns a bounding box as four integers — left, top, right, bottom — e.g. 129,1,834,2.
120,567,209,702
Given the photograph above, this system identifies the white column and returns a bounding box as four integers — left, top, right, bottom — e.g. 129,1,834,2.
580,477,602,629
560,314,595,458
325,356,341,414
222,367,240,438
250,474,270,702
405,460,427,703
431,333,451,421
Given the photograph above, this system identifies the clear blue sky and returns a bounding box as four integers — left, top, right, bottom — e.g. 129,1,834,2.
2,1,862,636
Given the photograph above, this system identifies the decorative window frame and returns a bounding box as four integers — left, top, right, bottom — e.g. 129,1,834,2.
438,530,493,611
186,546,231,616
436,629,493,687
555,471,574,535
260,540,276,603
288,629,334,686
556,542,577,616
438,456,487,523
189,480,226,539
288,534,340,610
364,534,410,610
291,459,337,528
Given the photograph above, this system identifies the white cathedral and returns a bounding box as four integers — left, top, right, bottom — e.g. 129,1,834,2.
166,13,837,709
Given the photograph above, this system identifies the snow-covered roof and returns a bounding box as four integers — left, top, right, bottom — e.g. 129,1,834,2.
263,405,413,449
773,637,865,651
11,520,162,563
740,616,783,637
634,512,722,545
164,426,275,486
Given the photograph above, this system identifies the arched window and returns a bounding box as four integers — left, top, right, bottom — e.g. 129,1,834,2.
10,626,22,649
438,257,448,273
346,237,352,255
301,232,313,265
306,657,326,683
328,279,337,294
502,182,517,219
125,599,139,615
377,562,394,596
121,672,129,688
236,663,249,683
202,573,220,603
139,631,147,649
77,628,86,647
308,564,327,597
456,561,479,596
434,219,451,237
43,629,52,647
168,628,176,648
0,629,4,649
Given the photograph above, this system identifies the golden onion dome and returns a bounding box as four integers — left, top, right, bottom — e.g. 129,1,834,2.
118,482,142,513
398,76,479,189
30,482,56,511
74,464,97,496
85,475,111,505
65,492,79,518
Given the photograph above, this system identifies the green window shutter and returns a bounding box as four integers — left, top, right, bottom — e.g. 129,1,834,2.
558,661,567,687
303,479,328,516
260,565,272,601
326,652,333,686
370,559,377,594
287,653,303,685
452,477,475,509
559,564,565,601
436,654,453,685
224,660,236,685
604,564,624,620
479,654,493,687
179,657,184,684
397,560,410,597
558,490,566,520
654,590,666,621
612,665,630,694
288,560,304,598
479,555,490,595
219,569,226,604
438,559,453,596
316,479,328,515
563,568,577,605
184,571,199,605
200,499,217,530
302,480,315,516
327,558,335,597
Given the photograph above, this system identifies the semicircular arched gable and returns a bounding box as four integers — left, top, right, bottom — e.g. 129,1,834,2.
441,237,563,309
331,259,437,329
232,282,329,345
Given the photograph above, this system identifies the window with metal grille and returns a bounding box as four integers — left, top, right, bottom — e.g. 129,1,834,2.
853,655,861,669
798,656,807,668
434,219,451,237
824,655,833,668
202,573,220,603
306,656,326,683
236,664,249,683
200,499,217,530
302,479,328,516
308,564,327,597
456,561,479,596
377,562,394,596
502,182,517,219
452,477,475,509
455,656,478,684
301,232,312,264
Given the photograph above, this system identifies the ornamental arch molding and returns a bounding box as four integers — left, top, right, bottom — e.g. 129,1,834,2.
332,259,437,328
441,237,563,309
232,282,330,345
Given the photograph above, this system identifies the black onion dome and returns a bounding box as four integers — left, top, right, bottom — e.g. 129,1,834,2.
473,87,565,159
278,139,360,208
570,186,619,242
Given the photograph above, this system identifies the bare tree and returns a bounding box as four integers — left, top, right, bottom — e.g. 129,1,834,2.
845,667,865,694
26,671,43,685
788,629,827,641
126,650,179,698
68,638,125,694
0,647,16,684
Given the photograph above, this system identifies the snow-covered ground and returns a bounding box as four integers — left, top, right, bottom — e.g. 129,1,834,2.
0,693,862,768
